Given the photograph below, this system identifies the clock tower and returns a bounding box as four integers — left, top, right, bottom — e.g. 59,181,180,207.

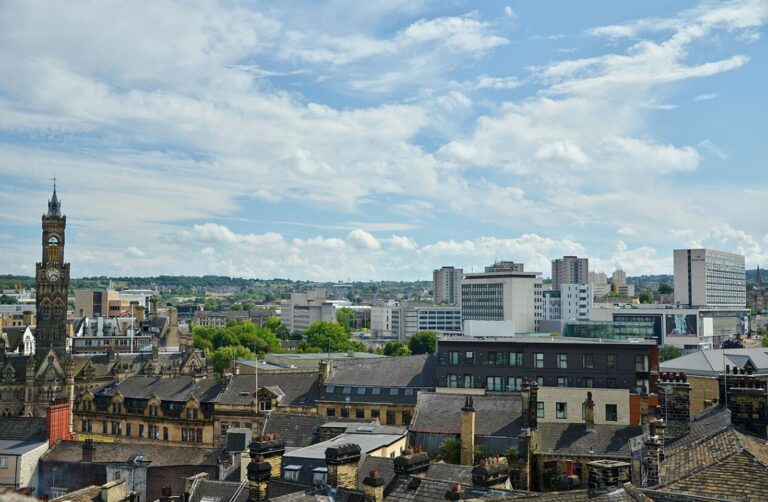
35,183,70,351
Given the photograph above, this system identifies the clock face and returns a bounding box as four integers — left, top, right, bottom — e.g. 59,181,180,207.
46,268,60,282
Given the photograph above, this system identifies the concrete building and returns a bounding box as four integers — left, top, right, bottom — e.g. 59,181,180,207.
371,303,461,339
433,266,463,306
542,290,561,321
279,288,336,334
674,248,746,307
611,270,627,289
461,269,543,333
370,302,401,338
589,271,611,298
484,261,524,273
551,256,589,291
560,283,593,320
192,308,277,329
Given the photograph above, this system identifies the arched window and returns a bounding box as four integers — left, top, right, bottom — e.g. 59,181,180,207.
53,301,63,320
41,301,51,320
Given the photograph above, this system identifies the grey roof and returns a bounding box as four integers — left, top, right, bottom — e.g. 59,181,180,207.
384,477,522,501
326,354,436,388
439,336,656,346
41,440,219,467
665,406,731,451
189,480,248,502
93,375,221,402
0,439,47,455
217,374,258,405
357,456,396,492
258,371,320,407
661,348,768,376
0,417,47,441
1,327,28,351
425,463,474,486
284,431,406,460
410,392,523,436
536,423,642,458
235,359,291,371
263,413,326,447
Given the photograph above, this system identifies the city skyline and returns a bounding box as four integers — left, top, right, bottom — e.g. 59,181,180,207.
1,1,767,281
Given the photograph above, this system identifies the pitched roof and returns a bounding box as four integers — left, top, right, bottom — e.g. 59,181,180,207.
262,413,325,447
410,392,523,436
424,463,473,486
357,456,396,493
535,423,642,458
661,348,768,376
665,405,731,451
258,372,320,407
93,375,221,402
41,440,219,467
217,374,258,405
0,417,47,441
326,355,436,388
51,485,103,502
189,480,248,502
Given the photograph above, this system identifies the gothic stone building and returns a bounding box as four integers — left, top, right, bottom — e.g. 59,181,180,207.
0,187,209,418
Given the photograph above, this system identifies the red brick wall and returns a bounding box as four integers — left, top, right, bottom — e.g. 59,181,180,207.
47,399,73,445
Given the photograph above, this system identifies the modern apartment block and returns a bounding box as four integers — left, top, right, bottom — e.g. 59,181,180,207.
560,283,593,319
280,287,336,333
485,261,524,273
551,256,589,290
589,271,610,297
433,266,463,306
371,302,461,339
674,248,746,308
435,336,658,393
461,269,543,333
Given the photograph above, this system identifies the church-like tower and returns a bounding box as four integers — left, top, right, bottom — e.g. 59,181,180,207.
35,183,70,350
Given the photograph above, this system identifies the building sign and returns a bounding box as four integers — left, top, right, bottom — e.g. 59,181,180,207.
76,433,114,443
665,314,697,337
739,315,749,335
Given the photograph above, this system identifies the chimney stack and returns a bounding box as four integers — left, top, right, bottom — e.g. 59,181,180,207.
23,311,33,326
246,461,271,502
461,396,476,466
644,421,661,486
150,298,158,318
362,470,386,502
444,482,463,501
135,305,145,324
393,450,430,477
471,456,509,489
249,435,286,480
521,378,539,430
83,438,95,462
584,392,595,432
658,372,690,440
325,443,361,489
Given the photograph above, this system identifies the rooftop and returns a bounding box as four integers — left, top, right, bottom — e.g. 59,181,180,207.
41,440,219,467
258,371,320,407
284,430,406,460
438,335,656,346
0,439,47,455
410,392,522,436
325,354,436,388
661,348,768,376
271,352,385,361
536,422,642,458
93,375,222,402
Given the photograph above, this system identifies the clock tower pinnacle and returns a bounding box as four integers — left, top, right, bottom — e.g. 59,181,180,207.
35,182,70,351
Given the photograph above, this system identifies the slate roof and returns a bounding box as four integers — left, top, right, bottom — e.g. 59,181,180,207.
217,374,258,405
326,354,436,388
262,413,325,447
50,485,103,502
258,371,320,408
1,326,28,351
357,456,396,492
41,440,219,467
93,375,222,402
410,392,523,436
424,463,473,486
189,479,248,502
0,417,47,441
527,485,645,501
660,348,768,376
535,423,642,458
665,405,731,451
384,477,522,501
659,427,768,500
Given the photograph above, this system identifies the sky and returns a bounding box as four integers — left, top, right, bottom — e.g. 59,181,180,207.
0,0,767,281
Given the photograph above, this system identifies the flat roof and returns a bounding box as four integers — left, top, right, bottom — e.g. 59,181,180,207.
284,431,405,460
438,335,656,346
272,352,385,360
0,439,47,455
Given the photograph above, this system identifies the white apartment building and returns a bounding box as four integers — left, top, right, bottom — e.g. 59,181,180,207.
433,266,463,306
461,269,543,333
561,283,594,320
674,248,746,308
280,287,337,333
371,302,461,339
542,290,561,320
551,256,589,290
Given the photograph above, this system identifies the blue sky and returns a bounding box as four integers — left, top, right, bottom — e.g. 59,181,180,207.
0,0,766,281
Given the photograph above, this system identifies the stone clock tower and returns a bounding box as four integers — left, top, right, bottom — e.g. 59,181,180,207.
35,183,70,351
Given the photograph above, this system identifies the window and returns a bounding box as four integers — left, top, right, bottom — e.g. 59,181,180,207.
536,401,545,418
510,352,524,367
312,467,327,485
111,403,120,414
465,351,475,364
557,353,568,369
149,405,160,417
405,388,414,396
488,351,506,365
220,422,229,435
326,408,336,417
357,387,366,395
139,424,144,438
534,353,544,368
371,409,380,420
187,408,198,420
49,488,68,498
259,399,272,412
126,423,131,437
149,425,159,439
448,351,460,364
556,402,567,419
102,421,107,434
325,385,335,393
635,355,649,372
355,409,365,419
486,376,503,392
582,402,587,420
371,387,381,395
402,411,412,424
340,407,349,418
389,388,399,396
636,378,649,394
0,457,8,469
582,354,594,369
507,376,523,392
605,404,618,422
607,377,616,388
386,410,396,425
446,374,458,388
163,427,169,441
463,375,474,388
583,377,594,388
606,354,617,370
342,387,352,395
284,467,301,482
537,377,544,387
557,377,567,387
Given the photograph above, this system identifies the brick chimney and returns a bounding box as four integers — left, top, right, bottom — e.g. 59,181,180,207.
362,470,385,502
643,421,661,486
23,311,34,326
150,298,158,318
46,399,72,445
521,378,538,430
249,435,286,479
444,482,464,501
584,392,595,432
393,450,430,477
460,396,476,466
325,443,361,489
726,375,768,438
135,305,145,323
82,438,95,462
471,456,509,489
657,372,690,440
247,461,271,502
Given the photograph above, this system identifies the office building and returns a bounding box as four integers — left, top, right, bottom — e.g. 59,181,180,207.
674,248,746,307
589,271,610,298
432,266,463,306
560,283,593,320
551,256,589,290
485,261,524,273
461,268,543,333
280,288,337,333
371,303,461,339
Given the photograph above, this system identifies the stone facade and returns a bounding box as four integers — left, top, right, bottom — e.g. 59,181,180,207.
657,373,691,440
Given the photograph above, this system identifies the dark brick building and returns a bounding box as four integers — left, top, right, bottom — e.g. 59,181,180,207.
436,336,658,393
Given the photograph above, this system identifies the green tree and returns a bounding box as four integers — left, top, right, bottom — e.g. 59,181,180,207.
0,294,18,305
211,345,253,373
336,307,356,335
301,321,365,353
659,345,683,362
383,341,411,357
264,317,290,340
658,283,673,295
638,292,653,304
762,336,768,348
437,438,483,465
409,331,437,355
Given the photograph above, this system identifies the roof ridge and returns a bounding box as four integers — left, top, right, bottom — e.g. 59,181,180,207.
230,480,247,502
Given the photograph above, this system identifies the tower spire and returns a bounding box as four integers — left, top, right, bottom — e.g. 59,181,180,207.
47,178,61,218
756,265,762,288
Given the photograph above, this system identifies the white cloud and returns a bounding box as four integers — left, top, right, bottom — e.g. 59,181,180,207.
475,75,521,90
504,7,516,19
693,92,718,101
698,138,728,159
126,246,145,258
390,235,418,250
346,229,381,250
